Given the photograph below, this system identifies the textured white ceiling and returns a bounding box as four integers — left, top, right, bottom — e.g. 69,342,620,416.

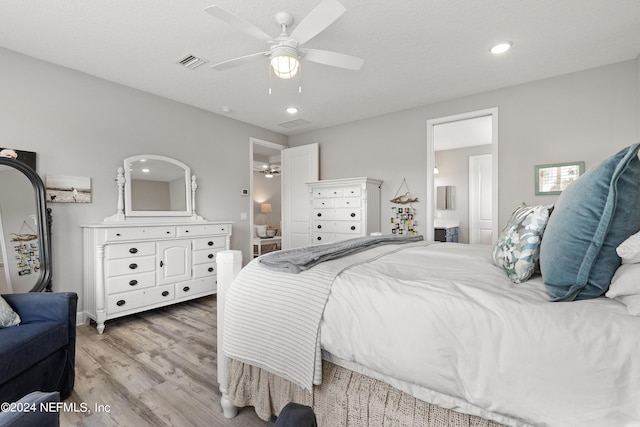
1,0,639,135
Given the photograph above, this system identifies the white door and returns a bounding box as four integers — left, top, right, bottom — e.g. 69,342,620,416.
469,154,493,245
282,143,319,249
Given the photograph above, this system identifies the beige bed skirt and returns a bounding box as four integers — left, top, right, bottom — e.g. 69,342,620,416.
227,358,505,427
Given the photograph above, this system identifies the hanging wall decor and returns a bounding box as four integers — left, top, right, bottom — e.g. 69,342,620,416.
390,178,419,236
10,220,39,276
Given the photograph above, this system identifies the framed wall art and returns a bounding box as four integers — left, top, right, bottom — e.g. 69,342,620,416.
46,175,92,203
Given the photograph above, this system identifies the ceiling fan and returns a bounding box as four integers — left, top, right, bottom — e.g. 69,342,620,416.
260,164,280,178
205,0,364,79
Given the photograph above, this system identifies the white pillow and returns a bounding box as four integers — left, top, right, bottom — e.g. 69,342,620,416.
0,296,21,328
616,230,640,264
606,263,640,315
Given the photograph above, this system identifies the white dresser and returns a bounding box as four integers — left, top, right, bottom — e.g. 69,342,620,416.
307,177,382,244
82,221,231,333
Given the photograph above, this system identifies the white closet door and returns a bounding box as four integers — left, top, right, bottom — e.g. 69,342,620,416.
282,143,319,249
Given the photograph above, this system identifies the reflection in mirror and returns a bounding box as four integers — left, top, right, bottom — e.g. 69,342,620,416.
0,159,52,292
436,186,455,210
130,159,186,211
124,155,192,217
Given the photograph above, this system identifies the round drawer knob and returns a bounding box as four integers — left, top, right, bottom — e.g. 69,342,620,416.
129,280,138,286
129,263,138,270
161,291,169,297
129,247,138,254
116,300,126,307
350,226,356,230
208,241,214,246
350,213,356,217
183,286,190,292
317,213,322,217
317,236,322,241
116,233,121,237
208,254,214,259
208,267,214,273
317,225,322,229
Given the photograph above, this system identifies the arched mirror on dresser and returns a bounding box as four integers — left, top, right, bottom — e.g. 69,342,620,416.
0,156,52,293
83,154,232,333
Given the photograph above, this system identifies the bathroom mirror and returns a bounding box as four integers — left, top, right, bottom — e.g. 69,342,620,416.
124,154,192,217
0,157,52,292
436,185,455,210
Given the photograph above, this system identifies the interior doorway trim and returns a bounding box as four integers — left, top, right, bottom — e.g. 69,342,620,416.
425,108,499,244
249,137,285,257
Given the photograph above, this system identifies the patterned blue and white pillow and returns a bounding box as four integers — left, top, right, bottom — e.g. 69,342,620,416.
493,203,554,284
0,296,20,328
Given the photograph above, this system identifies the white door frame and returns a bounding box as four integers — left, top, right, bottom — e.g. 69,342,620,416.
249,137,285,257
426,108,499,243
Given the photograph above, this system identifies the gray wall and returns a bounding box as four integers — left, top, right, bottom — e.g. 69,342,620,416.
0,47,286,307
289,59,639,235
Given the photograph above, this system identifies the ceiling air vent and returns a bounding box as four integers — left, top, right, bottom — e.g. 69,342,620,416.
278,119,311,129
177,54,208,70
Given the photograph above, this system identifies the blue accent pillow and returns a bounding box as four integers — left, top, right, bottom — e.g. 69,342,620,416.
540,143,640,301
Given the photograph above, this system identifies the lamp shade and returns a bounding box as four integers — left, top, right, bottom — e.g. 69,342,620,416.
260,203,272,213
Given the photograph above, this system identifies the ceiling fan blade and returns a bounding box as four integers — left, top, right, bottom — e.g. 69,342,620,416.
211,51,269,71
303,48,364,70
289,0,346,45
205,5,272,42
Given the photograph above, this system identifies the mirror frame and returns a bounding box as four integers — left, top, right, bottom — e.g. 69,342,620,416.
0,157,52,292
124,154,193,218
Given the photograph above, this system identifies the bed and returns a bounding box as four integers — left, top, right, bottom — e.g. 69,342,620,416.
216,144,640,427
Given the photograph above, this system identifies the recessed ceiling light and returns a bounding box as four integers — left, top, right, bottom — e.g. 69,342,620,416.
221,107,232,113
490,42,512,54
286,107,298,114
141,168,150,173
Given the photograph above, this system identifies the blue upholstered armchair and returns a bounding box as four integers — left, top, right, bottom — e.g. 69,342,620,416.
0,292,77,405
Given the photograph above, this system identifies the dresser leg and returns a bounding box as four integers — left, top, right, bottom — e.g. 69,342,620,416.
97,322,105,334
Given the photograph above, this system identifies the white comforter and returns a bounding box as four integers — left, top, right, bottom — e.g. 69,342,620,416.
320,243,640,427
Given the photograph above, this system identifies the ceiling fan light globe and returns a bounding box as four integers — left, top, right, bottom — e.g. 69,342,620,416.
271,55,300,79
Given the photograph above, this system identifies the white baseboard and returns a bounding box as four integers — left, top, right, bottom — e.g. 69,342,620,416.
76,311,88,326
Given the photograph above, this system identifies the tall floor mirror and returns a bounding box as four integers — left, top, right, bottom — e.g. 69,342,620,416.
0,155,52,293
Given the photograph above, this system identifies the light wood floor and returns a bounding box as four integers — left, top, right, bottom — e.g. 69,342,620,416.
61,296,265,427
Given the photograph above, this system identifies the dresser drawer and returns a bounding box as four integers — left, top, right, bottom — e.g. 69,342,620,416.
313,188,343,198
106,272,156,294
314,221,361,234
106,242,155,259
335,197,361,208
312,198,335,208
105,226,175,241
193,236,226,250
193,263,216,279
313,209,361,221
106,256,156,277
107,285,175,314
193,249,218,264
342,186,362,197
177,224,230,237
312,233,351,244
175,278,215,298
